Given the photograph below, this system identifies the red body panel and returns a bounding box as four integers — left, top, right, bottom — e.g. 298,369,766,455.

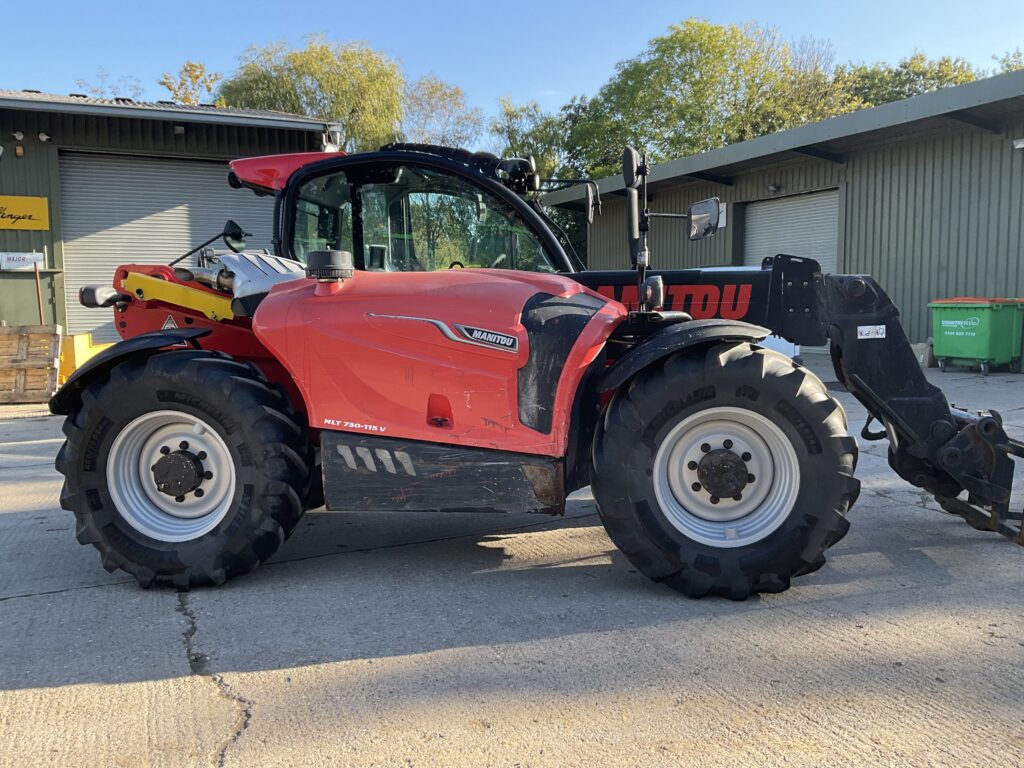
253,270,626,457
228,152,341,191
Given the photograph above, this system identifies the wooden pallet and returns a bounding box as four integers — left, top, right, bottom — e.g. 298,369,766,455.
0,325,63,404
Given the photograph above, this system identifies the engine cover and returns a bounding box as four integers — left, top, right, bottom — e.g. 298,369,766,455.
253,269,626,457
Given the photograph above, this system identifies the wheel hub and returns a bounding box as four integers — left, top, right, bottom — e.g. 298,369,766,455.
652,406,801,548
696,449,749,499
106,411,236,542
151,451,204,497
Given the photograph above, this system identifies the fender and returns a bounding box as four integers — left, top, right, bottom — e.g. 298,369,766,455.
49,328,211,415
599,318,770,393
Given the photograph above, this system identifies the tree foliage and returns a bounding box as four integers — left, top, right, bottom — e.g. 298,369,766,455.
490,97,567,177
995,47,1024,74
218,38,403,151
403,75,484,147
159,61,222,105
836,52,980,107
75,68,145,100
489,22,1017,183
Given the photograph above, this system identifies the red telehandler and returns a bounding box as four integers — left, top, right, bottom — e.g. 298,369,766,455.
50,144,1023,599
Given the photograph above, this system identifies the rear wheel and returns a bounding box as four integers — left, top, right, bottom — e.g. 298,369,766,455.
56,351,311,589
592,342,859,599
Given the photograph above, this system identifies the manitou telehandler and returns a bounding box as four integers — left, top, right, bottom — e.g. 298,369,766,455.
50,144,1023,599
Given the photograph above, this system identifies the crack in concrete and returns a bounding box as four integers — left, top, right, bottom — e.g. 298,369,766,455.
176,593,253,768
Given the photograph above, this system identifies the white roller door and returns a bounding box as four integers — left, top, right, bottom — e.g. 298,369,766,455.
743,189,839,356
60,152,276,340
743,189,838,273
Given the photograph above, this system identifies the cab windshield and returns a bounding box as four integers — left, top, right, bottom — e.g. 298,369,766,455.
291,164,557,273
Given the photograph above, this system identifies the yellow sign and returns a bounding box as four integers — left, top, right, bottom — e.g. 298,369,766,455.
0,195,50,231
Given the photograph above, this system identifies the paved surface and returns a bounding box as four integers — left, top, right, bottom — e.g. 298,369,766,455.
1,362,1022,768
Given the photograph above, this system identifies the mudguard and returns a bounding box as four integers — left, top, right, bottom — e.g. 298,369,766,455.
49,328,210,415
599,318,770,392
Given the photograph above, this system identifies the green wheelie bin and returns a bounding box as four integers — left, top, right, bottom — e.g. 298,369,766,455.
928,297,1024,376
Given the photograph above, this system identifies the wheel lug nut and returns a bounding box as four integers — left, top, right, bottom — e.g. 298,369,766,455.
197,451,207,461
733,493,743,501
203,470,213,480
741,452,752,462
687,461,698,471
160,446,170,455
194,489,204,498
691,482,702,492
747,473,756,483
179,441,189,450
174,495,185,503
723,439,733,449
700,443,711,453
710,496,720,504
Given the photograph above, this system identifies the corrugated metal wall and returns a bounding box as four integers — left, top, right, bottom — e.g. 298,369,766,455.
586,121,1024,342
0,108,319,327
844,120,1024,342
587,158,845,271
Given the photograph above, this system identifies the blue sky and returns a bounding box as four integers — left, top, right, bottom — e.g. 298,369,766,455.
3,0,1022,115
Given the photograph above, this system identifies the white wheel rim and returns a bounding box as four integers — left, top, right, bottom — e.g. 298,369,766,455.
652,406,800,548
106,410,236,543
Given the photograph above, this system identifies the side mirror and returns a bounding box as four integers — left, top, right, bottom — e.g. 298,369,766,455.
222,219,249,253
622,147,640,189
584,185,594,226
626,188,641,264
687,198,720,241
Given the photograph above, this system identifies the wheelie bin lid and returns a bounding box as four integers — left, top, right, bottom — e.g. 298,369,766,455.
928,297,1024,306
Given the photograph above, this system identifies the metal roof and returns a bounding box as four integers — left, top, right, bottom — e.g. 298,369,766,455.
544,69,1024,207
0,89,329,132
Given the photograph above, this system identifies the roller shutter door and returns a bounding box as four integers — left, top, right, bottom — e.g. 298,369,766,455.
743,189,838,273
60,152,275,340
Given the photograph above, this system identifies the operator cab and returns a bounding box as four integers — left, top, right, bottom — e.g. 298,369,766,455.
284,153,564,275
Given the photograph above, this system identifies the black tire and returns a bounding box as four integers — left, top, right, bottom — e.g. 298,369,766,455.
592,342,859,600
56,350,311,589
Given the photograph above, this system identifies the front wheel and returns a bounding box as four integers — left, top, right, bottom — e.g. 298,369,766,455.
592,342,859,600
56,351,311,589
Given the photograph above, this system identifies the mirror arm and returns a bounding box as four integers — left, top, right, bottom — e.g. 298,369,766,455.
169,233,222,267
647,212,690,220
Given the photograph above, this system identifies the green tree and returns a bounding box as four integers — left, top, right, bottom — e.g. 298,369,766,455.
542,20,861,172
219,38,403,151
994,48,1024,74
489,97,566,177
403,75,484,147
159,61,222,105
836,52,980,107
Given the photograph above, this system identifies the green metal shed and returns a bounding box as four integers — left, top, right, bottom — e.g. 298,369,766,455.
0,91,326,338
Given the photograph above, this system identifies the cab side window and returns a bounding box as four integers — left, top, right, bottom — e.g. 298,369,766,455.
292,173,354,262
290,164,556,273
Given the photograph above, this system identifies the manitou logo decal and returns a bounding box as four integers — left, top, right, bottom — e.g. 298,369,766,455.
456,325,519,352
594,283,753,319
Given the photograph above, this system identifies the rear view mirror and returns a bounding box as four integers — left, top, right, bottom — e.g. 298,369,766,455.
622,147,640,189
584,185,594,226
687,198,720,241
626,188,641,264
222,219,249,253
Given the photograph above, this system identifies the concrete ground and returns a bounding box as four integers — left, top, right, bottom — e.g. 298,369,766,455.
0,362,1021,768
